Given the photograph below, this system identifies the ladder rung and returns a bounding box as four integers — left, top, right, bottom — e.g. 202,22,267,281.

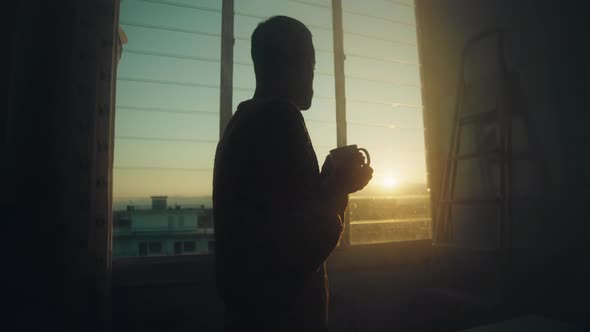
450,151,500,160
432,243,502,254
440,198,501,205
449,150,533,161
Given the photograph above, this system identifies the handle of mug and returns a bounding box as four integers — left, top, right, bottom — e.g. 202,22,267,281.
358,148,370,166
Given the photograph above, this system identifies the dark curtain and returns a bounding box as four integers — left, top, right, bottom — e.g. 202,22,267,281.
6,0,120,330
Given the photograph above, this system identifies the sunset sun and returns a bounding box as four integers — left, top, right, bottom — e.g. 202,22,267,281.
382,176,398,189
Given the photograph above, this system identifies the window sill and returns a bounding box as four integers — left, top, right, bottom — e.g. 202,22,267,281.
112,254,215,288
111,239,433,288
328,239,432,272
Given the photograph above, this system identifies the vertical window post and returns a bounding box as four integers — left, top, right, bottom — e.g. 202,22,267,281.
332,0,350,246
219,0,234,138
414,0,435,241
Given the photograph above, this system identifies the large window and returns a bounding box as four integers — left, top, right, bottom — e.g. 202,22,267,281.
112,0,430,258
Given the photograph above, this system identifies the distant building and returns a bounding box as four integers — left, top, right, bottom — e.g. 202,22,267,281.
113,196,214,257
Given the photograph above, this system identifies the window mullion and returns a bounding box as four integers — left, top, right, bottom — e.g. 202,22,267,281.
331,0,351,247
219,0,234,138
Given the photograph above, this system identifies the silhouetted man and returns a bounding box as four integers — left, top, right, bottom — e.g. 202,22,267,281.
213,16,373,332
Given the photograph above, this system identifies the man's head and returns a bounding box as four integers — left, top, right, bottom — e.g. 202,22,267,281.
251,16,315,110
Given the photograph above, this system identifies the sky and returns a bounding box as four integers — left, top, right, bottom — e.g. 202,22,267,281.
113,0,426,200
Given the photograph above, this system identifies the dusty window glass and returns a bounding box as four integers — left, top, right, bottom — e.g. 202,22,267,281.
342,0,432,244
112,0,221,258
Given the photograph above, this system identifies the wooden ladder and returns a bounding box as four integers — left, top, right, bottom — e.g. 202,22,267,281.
435,28,545,253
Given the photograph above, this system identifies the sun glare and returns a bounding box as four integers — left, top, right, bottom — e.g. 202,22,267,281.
382,176,398,189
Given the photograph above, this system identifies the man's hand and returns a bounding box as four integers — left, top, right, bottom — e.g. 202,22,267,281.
320,154,335,180
321,153,373,195
320,155,345,216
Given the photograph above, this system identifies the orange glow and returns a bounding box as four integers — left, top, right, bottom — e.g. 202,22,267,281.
382,176,398,189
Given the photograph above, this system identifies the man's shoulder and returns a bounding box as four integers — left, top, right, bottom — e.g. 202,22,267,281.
222,99,303,147
238,98,302,123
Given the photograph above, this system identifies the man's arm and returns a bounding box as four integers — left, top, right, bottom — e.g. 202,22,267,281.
257,102,344,275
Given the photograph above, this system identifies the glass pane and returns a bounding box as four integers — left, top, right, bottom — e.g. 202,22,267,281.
342,0,432,244
112,0,220,258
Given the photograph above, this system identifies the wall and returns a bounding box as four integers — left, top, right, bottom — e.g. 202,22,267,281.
112,261,437,332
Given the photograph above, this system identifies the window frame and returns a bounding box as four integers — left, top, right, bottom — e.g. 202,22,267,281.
111,0,434,287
